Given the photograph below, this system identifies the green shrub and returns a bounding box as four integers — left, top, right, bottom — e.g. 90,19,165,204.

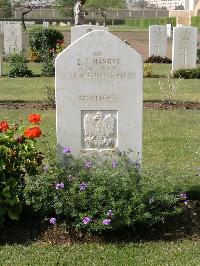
144,64,152,78
173,67,200,79
29,28,64,60
191,16,200,30
144,56,172,64
8,53,33,77
24,151,183,233
41,54,55,77
125,17,176,28
0,114,44,227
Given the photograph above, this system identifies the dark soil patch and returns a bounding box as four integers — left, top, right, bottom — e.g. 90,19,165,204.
0,101,199,110
0,201,199,245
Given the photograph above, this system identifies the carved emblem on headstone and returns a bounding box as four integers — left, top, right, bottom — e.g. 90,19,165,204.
83,111,115,148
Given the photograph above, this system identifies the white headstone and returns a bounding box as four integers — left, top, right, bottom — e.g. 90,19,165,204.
43,22,49,28
0,22,4,34
56,30,143,164
172,26,197,71
71,25,108,43
166,24,171,38
149,25,167,57
4,24,22,55
0,33,3,76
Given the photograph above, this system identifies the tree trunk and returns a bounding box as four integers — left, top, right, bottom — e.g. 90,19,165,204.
22,12,26,31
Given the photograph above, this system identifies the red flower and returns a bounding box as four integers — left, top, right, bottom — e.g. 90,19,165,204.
0,120,9,132
28,114,41,124
24,126,42,139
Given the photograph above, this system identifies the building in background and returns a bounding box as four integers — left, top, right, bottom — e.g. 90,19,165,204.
147,0,192,9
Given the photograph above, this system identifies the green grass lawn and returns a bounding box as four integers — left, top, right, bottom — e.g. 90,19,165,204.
1,63,200,103
25,24,148,33
0,241,199,265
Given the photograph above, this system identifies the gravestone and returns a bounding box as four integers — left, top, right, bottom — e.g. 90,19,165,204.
0,33,3,76
43,22,49,28
71,25,108,43
0,21,4,33
56,30,143,164
172,26,197,71
149,25,167,57
166,24,171,38
4,24,22,55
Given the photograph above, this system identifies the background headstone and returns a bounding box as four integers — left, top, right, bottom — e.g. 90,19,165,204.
149,25,167,57
172,26,197,71
166,24,172,38
71,25,108,43
0,33,3,76
43,22,49,28
56,30,143,164
4,24,22,55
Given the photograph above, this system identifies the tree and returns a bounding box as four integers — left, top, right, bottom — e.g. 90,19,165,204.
0,0,12,18
56,0,74,18
11,0,51,31
86,0,127,25
86,0,126,10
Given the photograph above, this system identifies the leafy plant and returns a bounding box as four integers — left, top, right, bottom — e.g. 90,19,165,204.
144,56,172,64
8,52,33,77
28,49,42,63
173,67,200,79
29,28,64,60
0,114,43,226
144,64,152,78
41,40,65,77
41,54,55,77
159,73,182,104
24,151,183,233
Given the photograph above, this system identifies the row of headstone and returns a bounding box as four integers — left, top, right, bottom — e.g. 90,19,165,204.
149,25,197,71
56,29,143,165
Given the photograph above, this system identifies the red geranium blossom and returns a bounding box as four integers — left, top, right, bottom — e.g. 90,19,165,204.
24,126,42,139
28,114,41,124
0,120,9,132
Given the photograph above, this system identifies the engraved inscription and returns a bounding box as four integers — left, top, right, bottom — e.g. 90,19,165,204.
66,51,136,80
82,111,117,149
80,95,119,102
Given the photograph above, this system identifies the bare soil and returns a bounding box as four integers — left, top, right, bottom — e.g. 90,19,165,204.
0,101,199,110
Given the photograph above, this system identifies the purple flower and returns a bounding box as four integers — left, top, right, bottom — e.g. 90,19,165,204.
184,200,189,206
55,182,64,190
107,210,114,218
112,160,117,168
63,147,71,154
49,217,57,225
102,219,111,225
43,164,49,172
84,161,92,169
79,182,88,191
180,193,187,200
82,217,92,225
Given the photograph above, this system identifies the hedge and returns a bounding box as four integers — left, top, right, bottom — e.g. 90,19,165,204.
125,17,176,28
191,16,200,30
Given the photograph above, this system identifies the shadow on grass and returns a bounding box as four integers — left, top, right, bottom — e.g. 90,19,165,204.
0,202,199,246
